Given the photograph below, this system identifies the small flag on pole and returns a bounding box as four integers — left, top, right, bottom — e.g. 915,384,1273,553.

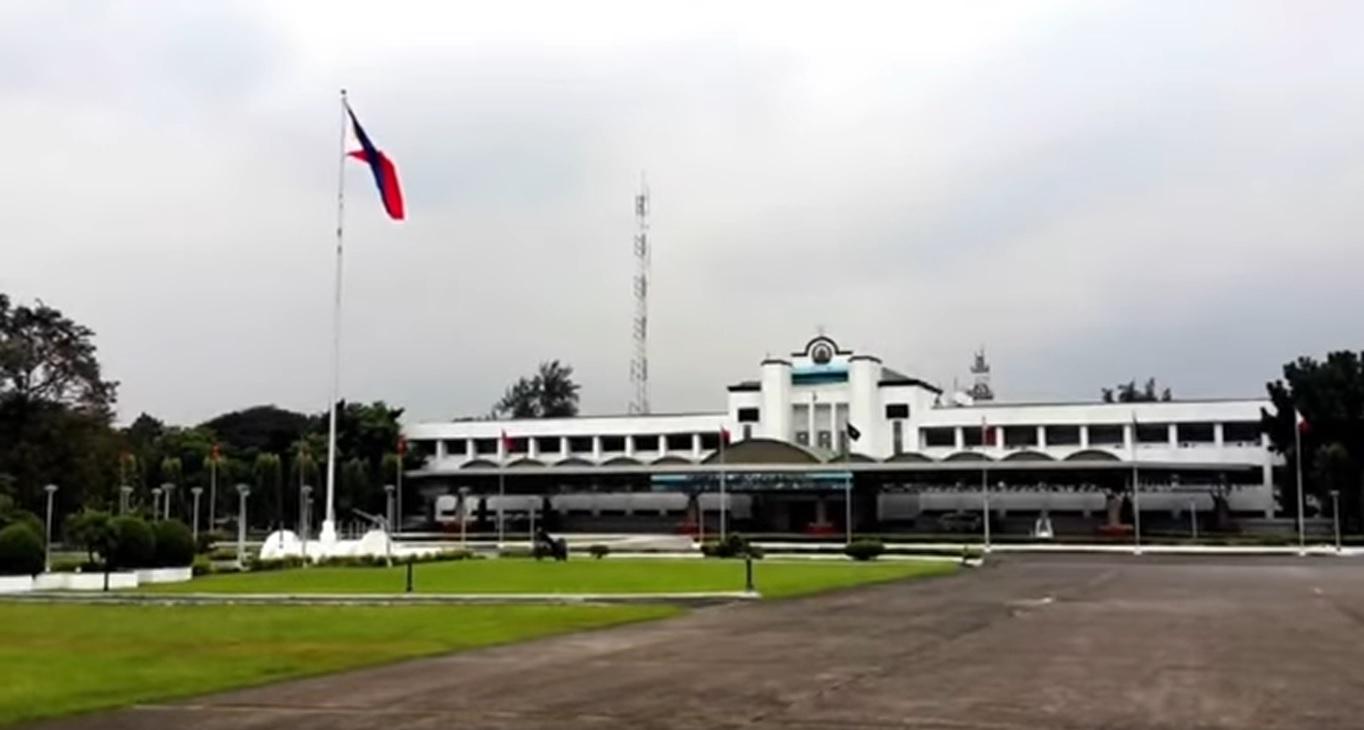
846,423,861,441
720,426,731,445
500,430,514,454
345,101,405,221
1295,409,1309,434
981,418,996,447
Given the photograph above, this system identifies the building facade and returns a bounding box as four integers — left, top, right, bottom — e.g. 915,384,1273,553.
403,336,1278,534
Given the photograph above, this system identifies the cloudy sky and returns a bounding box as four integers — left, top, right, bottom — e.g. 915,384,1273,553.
3,1,1362,425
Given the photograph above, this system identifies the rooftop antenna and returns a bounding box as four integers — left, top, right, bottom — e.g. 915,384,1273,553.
968,346,994,401
629,173,651,414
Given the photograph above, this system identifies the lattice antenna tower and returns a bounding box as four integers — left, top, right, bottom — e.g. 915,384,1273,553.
629,174,651,414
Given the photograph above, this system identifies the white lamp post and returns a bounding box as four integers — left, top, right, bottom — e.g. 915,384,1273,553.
190,487,204,542
1330,489,1342,554
161,482,176,521
235,483,250,568
43,484,58,573
118,485,133,515
150,487,162,519
384,484,396,535
300,485,313,562
458,487,470,548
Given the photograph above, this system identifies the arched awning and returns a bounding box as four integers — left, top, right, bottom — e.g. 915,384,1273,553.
943,451,993,462
652,455,695,465
1064,449,1121,462
506,458,545,468
700,438,823,465
884,452,935,463
1002,450,1055,462
553,457,594,467
461,459,498,469
603,456,642,466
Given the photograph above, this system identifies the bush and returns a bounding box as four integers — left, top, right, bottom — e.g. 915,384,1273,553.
107,516,155,569
151,520,195,567
500,547,534,559
0,523,44,576
191,554,214,576
701,533,762,559
844,538,885,561
196,530,227,555
587,544,610,560
65,509,113,566
247,555,306,572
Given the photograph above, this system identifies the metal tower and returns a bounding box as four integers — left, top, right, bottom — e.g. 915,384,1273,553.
968,347,995,402
629,176,651,414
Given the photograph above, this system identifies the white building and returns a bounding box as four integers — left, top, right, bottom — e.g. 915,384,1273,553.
404,336,1277,534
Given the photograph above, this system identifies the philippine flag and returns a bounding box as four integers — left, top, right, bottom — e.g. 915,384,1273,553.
345,101,405,221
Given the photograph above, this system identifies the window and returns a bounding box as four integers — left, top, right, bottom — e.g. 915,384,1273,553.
892,421,904,453
600,435,626,452
535,436,561,454
1003,426,1038,448
795,431,810,446
922,427,955,447
665,433,692,451
474,438,497,455
699,432,720,450
737,407,760,423
633,434,660,451
1137,423,1169,444
1046,425,1080,446
442,439,467,457
1177,423,1215,443
817,430,832,449
885,403,910,419
1088,425,1124,446
1223,422,1261,443
962,426,986,447
567,436,593,453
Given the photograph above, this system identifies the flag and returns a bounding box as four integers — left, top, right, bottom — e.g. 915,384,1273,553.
1296,410,1309,434
846,423,861,441
210,443,221,462
345,101,405,221
500,430,514,453
396,436,407,456
720,426,731,446
980,418,996,447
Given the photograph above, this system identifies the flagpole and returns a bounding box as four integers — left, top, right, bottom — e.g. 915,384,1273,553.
844,431,852,547
719,428,728,541
320,88,347,546
1131,411,1142,555
982,417,991,553
1295,410,1305,554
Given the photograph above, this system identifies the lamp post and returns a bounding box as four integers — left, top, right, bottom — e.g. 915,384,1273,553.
161,482,176,521
118,485,133,515
43,484,58,573
1189,498,1198,541
384,484,396,535
458,487,470,548
235,483,250,568
151,487,162,519
1330,489,1341,554
300,485,313,562
190,487,203,543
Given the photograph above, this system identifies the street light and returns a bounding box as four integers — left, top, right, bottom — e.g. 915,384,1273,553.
458,487,471,548
118,485,133,515
150,487,162,519
1330,489,1342,554
300,485,313,563
1189,498,1198,541
190,487,204,543
161,482,176,521
235,483,251,568
384,484,396,535
43,484,58,573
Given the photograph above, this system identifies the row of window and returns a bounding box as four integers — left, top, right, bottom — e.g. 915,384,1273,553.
441,430,745,458
919,421,1261,448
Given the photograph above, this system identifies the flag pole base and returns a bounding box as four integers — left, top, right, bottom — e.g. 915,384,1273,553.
319,520,338,546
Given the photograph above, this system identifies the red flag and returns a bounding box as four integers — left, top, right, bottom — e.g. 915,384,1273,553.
345,100,405,221
210,443,221,462
1296,410,1309,434
720,427,731,445
396,436,408,455
981,419,996,447
501,429,514,453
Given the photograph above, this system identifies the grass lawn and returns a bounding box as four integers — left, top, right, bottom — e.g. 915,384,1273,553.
144,558,957,599
0,602,677,727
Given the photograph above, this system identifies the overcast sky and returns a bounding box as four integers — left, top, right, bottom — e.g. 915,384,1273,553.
3,1,1362,425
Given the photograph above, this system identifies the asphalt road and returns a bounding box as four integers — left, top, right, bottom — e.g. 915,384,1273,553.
32,555,1364,729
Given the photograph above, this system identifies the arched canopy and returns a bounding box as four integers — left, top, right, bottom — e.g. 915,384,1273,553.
943,451,993,462
1064,449,1121,462
603,456,642,466
461,459,498,469
884,452,935,463
553,457,593,467
506,458,545,468
701,438,822,465
1002,450,1055,462
652,455,694,466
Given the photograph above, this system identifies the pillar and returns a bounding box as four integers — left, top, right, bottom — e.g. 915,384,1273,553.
848,355,881,456
760,359,792,440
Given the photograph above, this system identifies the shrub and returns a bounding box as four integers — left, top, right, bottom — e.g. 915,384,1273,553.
191,554,213,576
65,509,113,566
107,516,156,569
701,533,762,559
0,523,44,576
49,556,86,573
500,547,534,559
844,538,885,562
247,555,306,572
151,520,195,567
587,544,610,560
196,530,227,555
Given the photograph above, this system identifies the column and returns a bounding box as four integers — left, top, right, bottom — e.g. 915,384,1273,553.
954,427,965,450
1167,423,1177,447
807,394,816,445
1079,425,1090,449
1036,425,1047,450
691,433,702,459
435,439,447,461
625,435,635,458
465,439,476,460
527,437,539,460
1214,423,1225,448
592,436,603,462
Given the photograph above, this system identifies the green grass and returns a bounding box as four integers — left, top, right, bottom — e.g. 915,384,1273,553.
145,558,957,599
0,602,677,727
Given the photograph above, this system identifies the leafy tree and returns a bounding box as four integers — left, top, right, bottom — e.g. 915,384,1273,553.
492,360,580,418
0,523,44,576
200,405,311,455
1262,351,1364,530
1101,378,1173,403
64,509,113,566
253,453,283,530
0,294,117,414
340,457,374,515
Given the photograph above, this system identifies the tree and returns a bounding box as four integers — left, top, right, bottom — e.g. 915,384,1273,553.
253,453,283,530
492,360,580,418
200,405,311,455
1262,351,1364,530
65,508,113,566
0,294,117,414
1101,378,1173,403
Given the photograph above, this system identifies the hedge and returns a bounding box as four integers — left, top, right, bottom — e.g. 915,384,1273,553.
107,516,155,569
151,520,195,567
0,523,44,576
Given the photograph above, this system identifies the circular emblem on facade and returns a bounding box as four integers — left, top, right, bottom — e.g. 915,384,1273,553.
811,342,833,364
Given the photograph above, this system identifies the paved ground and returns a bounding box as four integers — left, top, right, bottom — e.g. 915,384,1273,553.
32,555,1364,729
